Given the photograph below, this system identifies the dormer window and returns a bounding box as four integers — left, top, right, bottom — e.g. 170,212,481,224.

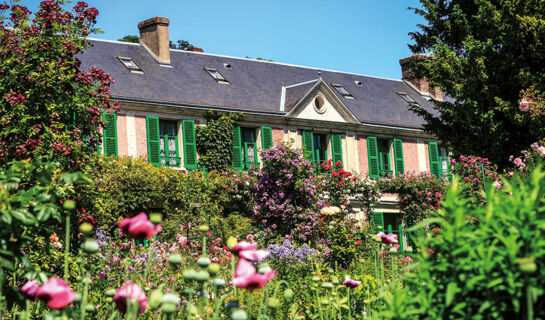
204,67,229,84
117,56,143,74
397,92,419,106
331,84,353,99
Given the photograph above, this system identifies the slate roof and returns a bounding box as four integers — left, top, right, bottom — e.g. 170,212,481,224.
79,39,436,128
284,80,319,112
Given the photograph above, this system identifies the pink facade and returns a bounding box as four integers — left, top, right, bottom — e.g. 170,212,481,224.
135,115,148,158
272,127,283,144
357,135,369,177
117,114,128,156
402,140,419,172
424,142,430,171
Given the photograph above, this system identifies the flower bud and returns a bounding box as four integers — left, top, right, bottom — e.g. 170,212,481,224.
405,246,414,253
226,236,238,250
149,212,162,224
63,200,76,210
106,297,113,303
208,263,220,276
168,253,182,266
212,278,226,287
84,304,95,312
148,290,163,309
82,277,92,285
331,277,339,285
321,298,329,305
82,239,99,254
197,257,211,268
161,293,179,305
183,288,195,296
389,247,398,253
105,288,116,297
311,276,321,282
231,310,248,320
518,257,537,274
268,297,281,309
283,289,294,302
182,269,197,281
258,262,272,274
195,270,210,282
74,293,82,302
79,223,93,234
199,225,209,232
321,282,333,289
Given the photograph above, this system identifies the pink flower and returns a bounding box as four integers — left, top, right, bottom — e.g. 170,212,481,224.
232,258,275,290
376,232,398,244
538,146,545,157
393,244,400,250
519,98,530,111
118,213,156,240
35,277,75,310
513,158,524,168
239,249,269,261
343,276,361,288
402,256,413,263
21,280,38,300
230,241,257,255
113,281,147,314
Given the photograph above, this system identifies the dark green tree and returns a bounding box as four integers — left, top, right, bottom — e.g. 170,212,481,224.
408,0,545,167
118,34,140,43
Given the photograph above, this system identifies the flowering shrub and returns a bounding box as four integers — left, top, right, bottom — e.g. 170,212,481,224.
0,1,119,168
254,143,321,242
451,155,499,207
509,141,545,174
379,171,448,223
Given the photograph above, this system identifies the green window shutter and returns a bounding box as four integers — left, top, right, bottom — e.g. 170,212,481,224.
428,141,440,177
331,133,343,167
102,112,118,156
302,130,314,161
393,138,404,175
372,212,384,232
261,126,273,150
232,125,243,171
182,120,198,169
146,116,161,166
367,136,379,179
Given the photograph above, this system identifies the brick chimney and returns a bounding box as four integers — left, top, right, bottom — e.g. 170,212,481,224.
138,17,171,64
399,54,442,101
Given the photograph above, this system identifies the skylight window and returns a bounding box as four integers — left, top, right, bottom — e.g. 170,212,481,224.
204,67,229,84
397,92,419,105
117,56,143,74
331,84,353,98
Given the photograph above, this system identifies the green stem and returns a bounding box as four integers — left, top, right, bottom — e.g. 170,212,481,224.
527,284,534,320
64,214,70,279
80,272,89,320
143,242,154,283
347,289,351,320
314,288,325,320
231,256,237,299
25,299,30,320
186,291,194,320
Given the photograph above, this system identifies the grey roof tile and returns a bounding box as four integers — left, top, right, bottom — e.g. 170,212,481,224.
78,39,436,128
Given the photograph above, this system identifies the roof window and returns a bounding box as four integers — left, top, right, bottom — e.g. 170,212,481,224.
331,84,353,99
397,92,419,105
204,67,229,84
117,56,143,74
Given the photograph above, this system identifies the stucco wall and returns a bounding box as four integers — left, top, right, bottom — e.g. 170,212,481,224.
135,115,148,158
117,114,128,156
357,135,369,177
402,139,419,172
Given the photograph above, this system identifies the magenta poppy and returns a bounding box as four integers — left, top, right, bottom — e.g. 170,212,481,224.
230,241,257,255
118,212,156,240
113,281,147,314
232,258,275,290
21,280,38,300
35,277,75,310
239,249,269,261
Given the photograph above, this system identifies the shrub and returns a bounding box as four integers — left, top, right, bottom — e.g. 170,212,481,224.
379,164,545,319
253,144,320,242
451,155,499,207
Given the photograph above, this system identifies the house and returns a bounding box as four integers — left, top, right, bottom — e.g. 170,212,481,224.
79,17,450,241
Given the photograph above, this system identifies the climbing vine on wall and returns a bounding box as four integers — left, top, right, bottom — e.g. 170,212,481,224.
196,111,243,172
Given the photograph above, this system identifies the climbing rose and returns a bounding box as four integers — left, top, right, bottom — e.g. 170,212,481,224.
519,98,530,111
232,258,275,290
118,212,156,240
114,281,147,314
35,277,75,309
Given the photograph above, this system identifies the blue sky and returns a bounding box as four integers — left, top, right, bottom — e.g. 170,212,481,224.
18,0,425,79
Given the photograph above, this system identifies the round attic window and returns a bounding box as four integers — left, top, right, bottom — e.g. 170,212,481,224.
314,96,326,114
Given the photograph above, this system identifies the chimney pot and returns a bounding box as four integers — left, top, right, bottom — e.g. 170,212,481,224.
138,17,171,64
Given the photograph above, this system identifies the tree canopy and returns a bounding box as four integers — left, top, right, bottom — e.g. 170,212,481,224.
408,0,545,167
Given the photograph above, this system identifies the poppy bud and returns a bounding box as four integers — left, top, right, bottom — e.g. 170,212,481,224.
79,223,93,234
82,239,99,254
168,254,182,266
199,225,209,232
226,236,238,250
63,200,76,210
197,257,211,268
195,270,210,282
149,212,162,224
283,289,294,302
231,310,248,320
208,263,220,275
268,297,280,308
182,269,197,281
212,278,226,287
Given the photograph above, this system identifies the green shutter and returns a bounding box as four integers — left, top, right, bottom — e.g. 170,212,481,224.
182,120,198,169
393,138,404,175
261,126,273,150
367,136,379,179
331,133,343,167
428,141,440,177
146,116,161,166
302,130,314,161
102,112,117,156
372,212,384,232
232,125,243,171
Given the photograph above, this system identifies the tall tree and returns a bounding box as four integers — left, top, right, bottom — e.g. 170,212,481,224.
408,0,545,167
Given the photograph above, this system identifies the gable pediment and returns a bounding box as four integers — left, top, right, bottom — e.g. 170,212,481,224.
285,80,360,124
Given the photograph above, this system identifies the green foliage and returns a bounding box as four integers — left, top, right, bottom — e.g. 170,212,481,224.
409,0,545,168
0,1,118,168
117,35,140,43
169,39,198,51
379,164,545,319
196,111,243,172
